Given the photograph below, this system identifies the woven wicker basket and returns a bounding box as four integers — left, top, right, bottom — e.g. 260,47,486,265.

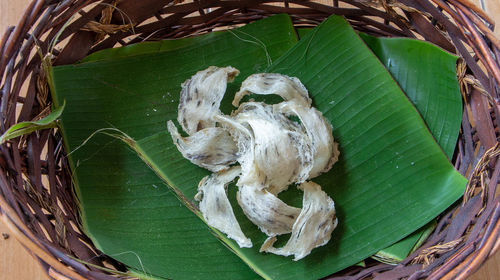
1,0,499,279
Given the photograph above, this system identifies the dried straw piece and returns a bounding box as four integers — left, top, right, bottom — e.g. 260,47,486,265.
412,238,464,267
0,1,499,280
81,21,133,35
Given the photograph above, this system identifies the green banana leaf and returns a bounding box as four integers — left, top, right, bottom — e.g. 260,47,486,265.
51,14,466,280
361,34,462,263
360,33,462,159
298,28,462,263
297,29,461,157
52,14,298,280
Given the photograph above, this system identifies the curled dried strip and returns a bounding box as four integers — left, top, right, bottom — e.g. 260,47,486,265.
276,101,340,178
178,66,239,135
260,181,338,261
196,166,252,248
214,114,265,188
237,184,301,236
167,121,238,172
233,102,302,135
233,73,312,107
234,102,313,193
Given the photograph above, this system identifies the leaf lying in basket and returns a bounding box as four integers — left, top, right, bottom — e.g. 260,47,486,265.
371,220,436,264
361,34,462,263
263,18,466,278
51,14,467,280
298,28,463,263
0,101,65,144
51,14,298,280
298,28,462,263
255,17,467,278
360,33,462,159
297,30,462,157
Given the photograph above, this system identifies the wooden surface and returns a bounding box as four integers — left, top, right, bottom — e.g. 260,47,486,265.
0,0,499,279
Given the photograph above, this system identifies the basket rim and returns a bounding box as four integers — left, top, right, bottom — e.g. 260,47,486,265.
1,1,499,280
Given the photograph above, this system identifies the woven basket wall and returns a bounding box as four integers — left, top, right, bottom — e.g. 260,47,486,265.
1,1,499,279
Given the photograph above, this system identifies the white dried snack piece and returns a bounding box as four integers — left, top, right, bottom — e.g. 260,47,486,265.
233,102,301,132
214,114,265,188
237,184,301,236
259,181,338,261
233,102,313,193
276,101,340,178
167,120,238,172
178,66,239,135
232,73,312,107
168,66,339,260
196,166,252,248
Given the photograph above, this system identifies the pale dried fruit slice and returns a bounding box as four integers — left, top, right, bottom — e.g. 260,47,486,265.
260,181,338,261
178,66,239,135
234,102,313,194
237,184,301,236
276,101,340,178
232,73,312,108
196,166,252,248
167,120,238,172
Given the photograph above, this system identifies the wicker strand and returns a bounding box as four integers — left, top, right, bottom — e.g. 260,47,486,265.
464,142,500,204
